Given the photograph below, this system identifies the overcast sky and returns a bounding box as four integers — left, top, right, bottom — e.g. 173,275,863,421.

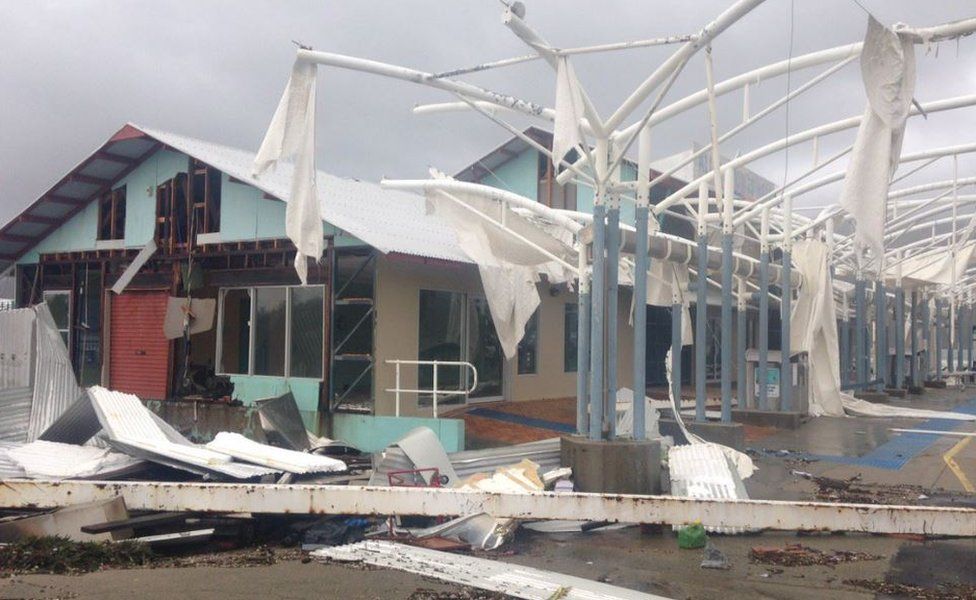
1,0,975,225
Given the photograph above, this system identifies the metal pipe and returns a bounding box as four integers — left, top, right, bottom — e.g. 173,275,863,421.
895,286,905,390
672,300,684,415
606,202,620,437
737,277,747,413
935,298,944,381
632,127,651,440
758,208,770,411
855,278,866,387
779,211,792,412
875,280,887,392
588,202,606,440
922,293,930,382
576,250,590,435
840,292,850,387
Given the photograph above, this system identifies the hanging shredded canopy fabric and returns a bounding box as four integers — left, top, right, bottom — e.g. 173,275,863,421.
839,16,916,270
552,56,585,169
252,58,323,285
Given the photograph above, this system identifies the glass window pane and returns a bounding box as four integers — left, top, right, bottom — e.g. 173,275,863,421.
220,289,251,375
290,286,324,378
564,303,578,373
254,287,286,376
467,297,503,398
418,290,464,405
518,310,539,375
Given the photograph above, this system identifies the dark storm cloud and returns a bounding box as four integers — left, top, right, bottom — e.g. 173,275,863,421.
1,0,974,223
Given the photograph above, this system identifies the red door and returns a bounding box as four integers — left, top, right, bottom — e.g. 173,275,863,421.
110,291,171,399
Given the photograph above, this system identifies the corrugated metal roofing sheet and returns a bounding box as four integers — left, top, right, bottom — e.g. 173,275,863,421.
668,443,751,534
132,124,470,264
0,307,34,389
206,432,346,474
27,304,84,441
6,440,143,480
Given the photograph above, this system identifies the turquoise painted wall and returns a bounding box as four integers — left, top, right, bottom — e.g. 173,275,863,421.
228,375,323,430
330,414,465,453
479,148,538,201
18,148,360,263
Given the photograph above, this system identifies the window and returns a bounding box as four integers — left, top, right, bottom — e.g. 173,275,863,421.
43,290,71,348
564,303,578,372
155,163,222,249
536,152,577,211
191,160,221,235
217,285,324,378
97,187,126,241
518,309,539,375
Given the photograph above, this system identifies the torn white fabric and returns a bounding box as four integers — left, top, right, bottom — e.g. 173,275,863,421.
552,56,585,169
425,189,575,358
252,59,322,284
895,241,976,288
614,388,661,439
841,393,976,421
790,240,845,417
839,17,916,268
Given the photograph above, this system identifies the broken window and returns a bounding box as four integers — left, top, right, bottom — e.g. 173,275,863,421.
154,163,222,250
97,186,126,241
517,309,539,375
43,290,71,348
217,285,324,379
190,160,221,235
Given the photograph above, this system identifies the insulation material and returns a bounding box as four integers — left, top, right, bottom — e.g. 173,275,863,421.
839,17,916,267
205,432,346,474
790,240,844,417
162,297,216,340
6,440,142,480
552,56,585,168
252,58,322,284
425,189,574,358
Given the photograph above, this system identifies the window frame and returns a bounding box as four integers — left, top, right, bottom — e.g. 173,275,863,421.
96,186,126,241
215,284,325,380
517,308,540,375
42,289,72,349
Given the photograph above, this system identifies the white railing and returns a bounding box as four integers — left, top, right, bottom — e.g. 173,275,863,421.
386,359,478,418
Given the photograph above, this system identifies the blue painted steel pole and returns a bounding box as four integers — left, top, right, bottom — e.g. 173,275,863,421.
947,300,955,375
736,278,747,414
780,247,793,411
910,290,918,389
672,302,683,412
921,293,930,383
605,204,620,438
758,209,770,411
720,233,734,422
588,202,606,440
894,286,904,390
576,282,590,435
957,302,965,371
855,277,866,387
696,232,708,422
875,280,886,392
840,293,850,387
935,298,943,381
632,204,649,440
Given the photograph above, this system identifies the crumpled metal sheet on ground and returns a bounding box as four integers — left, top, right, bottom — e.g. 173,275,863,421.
88,386,277,480
205,432,346,474
27,304,85,441
448,438,561,479
255,392,311,451
668,443,753,534
313,540,669,600
5,440,143,480
368,427,458,487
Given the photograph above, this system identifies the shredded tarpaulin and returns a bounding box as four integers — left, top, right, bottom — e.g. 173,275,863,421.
840,394,976,421
424,188,575,358
552,56,585,168
615,388,661,439
252,58,322,284
790,240,844,417
839,17,916,268
893,241,976,288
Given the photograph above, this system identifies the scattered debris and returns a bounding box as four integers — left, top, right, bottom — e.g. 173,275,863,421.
0,536,152,574
791,471,973,506
0,498,131,543
700,542,730,570
750,544,883,567
843,579,976,599
408,587,512,600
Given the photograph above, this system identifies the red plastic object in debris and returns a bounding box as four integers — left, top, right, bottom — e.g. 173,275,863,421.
387,468,448,488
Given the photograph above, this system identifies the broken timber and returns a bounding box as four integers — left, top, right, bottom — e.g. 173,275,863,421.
0,480,972,536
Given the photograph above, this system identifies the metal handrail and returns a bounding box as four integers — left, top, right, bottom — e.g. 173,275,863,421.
385,359,478,418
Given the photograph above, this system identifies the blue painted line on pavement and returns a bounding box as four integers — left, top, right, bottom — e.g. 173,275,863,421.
467,407,576,434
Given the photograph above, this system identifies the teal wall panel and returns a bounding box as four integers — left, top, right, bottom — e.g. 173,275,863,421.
479,148,538,201
330,414,465,453
18,202,99,264
117,148,188,246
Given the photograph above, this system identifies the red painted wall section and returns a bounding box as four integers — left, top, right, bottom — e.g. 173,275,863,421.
110,291,171,400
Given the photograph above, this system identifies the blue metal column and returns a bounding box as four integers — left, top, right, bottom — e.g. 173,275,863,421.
758,210,770,411
957,302,965,372
695,233,708,422
947,300,955,375
855,278,867,387
780,247,793,411
910,290,918,389
875,280,886,392
576,279,591,435
632,204,649,440
736,278,747,413
720,233,734,422
921,293,930,382
588,203,606,440
672,302,683,410
935,298,943,381
894,286,904,390
605,203,620,438
840,293,850,387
